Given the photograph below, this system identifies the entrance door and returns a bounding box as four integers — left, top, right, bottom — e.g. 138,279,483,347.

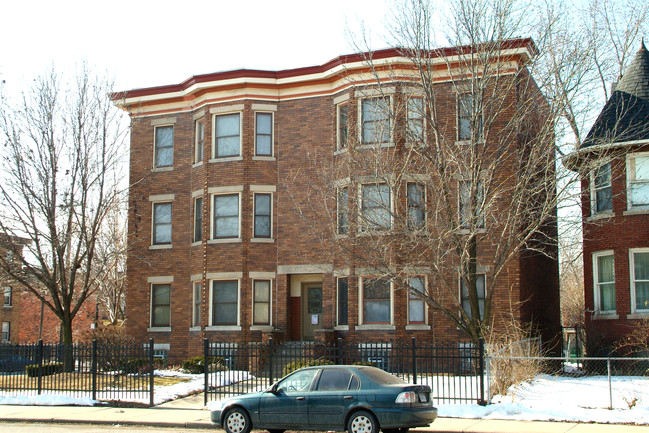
301,283,323,340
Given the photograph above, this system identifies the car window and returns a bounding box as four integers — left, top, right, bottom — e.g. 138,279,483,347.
359,367,406,385
277,369,318,393
316,369,356,391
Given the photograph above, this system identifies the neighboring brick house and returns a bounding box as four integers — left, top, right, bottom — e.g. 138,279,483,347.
113,40,561,360
0,235,100,344
566,42,649,352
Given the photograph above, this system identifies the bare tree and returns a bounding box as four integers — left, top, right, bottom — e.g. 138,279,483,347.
0,66,127,351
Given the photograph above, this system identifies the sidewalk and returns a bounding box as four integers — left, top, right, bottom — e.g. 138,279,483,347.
0,395,647,432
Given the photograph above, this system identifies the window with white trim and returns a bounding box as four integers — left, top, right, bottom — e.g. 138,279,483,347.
457,93,482,142
193,197,203,243
154,125,173,168
362,277,391,324
151,284,171,327
593,251,616,314
337,103,348,150
3,287,11,307
253,193,272,238
1,322,9,342
337,277,348,325
460,274,485,320
194,120,204,164
255,112,273,156
253,280,271,326
152,202,172,245
214,113,241,158
459,180,485,229
211,280,239,326
361,97,391,144
591,162,612,214
630,249,649,313
407,97,424,144
192,282,201,327
627,155,649,210
408,277,426,324
361,183,391,230
407,183,425,229
337,187,349,235
212,194,240,239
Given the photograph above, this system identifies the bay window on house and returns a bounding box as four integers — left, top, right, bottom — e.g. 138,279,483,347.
630,249,649,314
361,97,391,144
337,277,349,326
361,183,391,230
3,286,11,307
194,120,204,164
211,280,239,326
255,112,273,157
457,93,482,142
627,154,649,210
154,125,173,168
151,284,171,327
337,103,348,150
337,187,349,235
459,180,485,229
253,193,272,238
408,276,426,324
460,274,486,320
591,162,612,214
253,280,271,326
593,251,616,315
212,194,240,239
1,322,9,342
362,277,391,324
193,197,203,243
214,113,241,158
152,202,172,245
407,97,424,143
407,183,425,229
192,282,201,327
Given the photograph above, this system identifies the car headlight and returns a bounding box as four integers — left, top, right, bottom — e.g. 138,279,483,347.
395,391,417,404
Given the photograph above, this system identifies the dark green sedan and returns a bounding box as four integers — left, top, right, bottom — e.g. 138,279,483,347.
210,365,437,433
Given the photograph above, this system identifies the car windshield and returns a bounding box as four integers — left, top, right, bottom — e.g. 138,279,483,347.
359,367,407,385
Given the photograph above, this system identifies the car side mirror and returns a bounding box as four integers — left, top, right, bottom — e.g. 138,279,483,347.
268,383,278,394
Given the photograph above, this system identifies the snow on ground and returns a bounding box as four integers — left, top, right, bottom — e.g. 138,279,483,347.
1,371,648,425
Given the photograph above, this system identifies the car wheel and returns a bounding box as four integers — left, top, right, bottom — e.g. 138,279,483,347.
347,410,379,433
223,407,252,433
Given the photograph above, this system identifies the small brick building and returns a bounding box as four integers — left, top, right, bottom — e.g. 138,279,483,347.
113,40,561,360
567,42,649,352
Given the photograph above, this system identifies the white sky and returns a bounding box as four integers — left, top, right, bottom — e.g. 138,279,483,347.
0,0,390,93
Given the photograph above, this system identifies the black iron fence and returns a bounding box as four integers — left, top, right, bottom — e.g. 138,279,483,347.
203,338,486,406
0,339,156,405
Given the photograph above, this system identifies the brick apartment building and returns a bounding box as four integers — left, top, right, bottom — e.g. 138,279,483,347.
566,42,649,352
113,39,561,360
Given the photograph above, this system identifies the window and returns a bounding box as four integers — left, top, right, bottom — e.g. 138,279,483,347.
337,103,348,150
459,180,485,229
361,97,391,144
154,125,173,168
408,277,426,324
592,162,612,213
407,183,425,229
152,202,172,245
361,184,391,230
3,287,11,307
627,155,649,210
193,282,201,327
255,112,273,156
407,97,424,143
362,277,391,324
593,252,616,314
337,187,349,235
630,250,649,313
213,194,239,239
1,322,8,342
337,277,348,325
460,274,486,320
212,280,238,326
253,193,272,238
253,280,271,326
457,93,482,141
194,197,203,243
151,284,171,327
215,113,241,158
195,120,204,163
277,368,318,393
316,368,355,391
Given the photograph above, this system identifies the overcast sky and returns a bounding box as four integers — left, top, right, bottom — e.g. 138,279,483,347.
0,0,390,93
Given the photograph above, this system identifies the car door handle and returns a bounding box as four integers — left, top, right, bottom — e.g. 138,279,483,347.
344,396,353,400
296,397,305,400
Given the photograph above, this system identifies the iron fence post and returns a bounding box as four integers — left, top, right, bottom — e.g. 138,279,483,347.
608,357,612,410
411,337,417,384
204,338,209,406
37,339,43,395
478,338,485,405
269,338,274,385
337,338,343,365
92,339,97,401
149,338,154,407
